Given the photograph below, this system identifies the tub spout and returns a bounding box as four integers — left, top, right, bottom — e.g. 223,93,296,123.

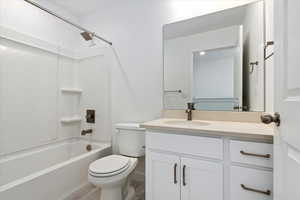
81,129,93,136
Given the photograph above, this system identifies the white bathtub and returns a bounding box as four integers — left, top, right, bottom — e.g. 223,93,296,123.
0,138,111,200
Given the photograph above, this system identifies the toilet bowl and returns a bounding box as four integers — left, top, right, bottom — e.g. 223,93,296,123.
89,155,138,200
88,123,145,200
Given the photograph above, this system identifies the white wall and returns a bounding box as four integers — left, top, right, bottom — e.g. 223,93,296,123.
0,0,264,155
58,56,81,140
242,0,265,111
0,0,80,155
78,55,111,142
0,0,111,155
0,37,110,155
79,0,260,151
0,0,80,50
0,38,59,155
265,0,274,112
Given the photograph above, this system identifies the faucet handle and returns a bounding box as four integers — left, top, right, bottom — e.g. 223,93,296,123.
81,129,93,136
187,102,195,110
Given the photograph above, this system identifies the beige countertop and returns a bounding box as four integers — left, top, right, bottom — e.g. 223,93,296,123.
141,118,274,140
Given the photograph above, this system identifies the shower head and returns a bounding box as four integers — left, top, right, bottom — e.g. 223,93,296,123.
81,32,96,47
81,32,94,41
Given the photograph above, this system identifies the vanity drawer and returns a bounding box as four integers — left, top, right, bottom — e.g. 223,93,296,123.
146,132,223,159
230,166,273,200
230,140,273,168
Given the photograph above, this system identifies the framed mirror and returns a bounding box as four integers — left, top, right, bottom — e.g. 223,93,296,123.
163,1,265,112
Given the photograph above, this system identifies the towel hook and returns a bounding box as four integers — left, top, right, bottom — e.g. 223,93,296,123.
249,61,259,73
264,41,274,60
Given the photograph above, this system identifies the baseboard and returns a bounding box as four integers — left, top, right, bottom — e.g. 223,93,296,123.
60,182,96,200
79,187,100,200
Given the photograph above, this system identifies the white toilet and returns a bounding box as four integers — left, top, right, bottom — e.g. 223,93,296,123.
88,123,145,200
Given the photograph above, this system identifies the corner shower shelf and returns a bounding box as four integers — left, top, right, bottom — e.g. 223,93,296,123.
61,88,83,94
60,116,82,123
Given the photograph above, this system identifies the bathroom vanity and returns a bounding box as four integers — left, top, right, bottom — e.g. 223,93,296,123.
142,118,274,200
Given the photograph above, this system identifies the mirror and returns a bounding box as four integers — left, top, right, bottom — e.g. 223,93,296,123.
163,1,265,112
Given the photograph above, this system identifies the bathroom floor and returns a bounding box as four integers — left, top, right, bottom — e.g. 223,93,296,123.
76,180,145,200
131,179,145,200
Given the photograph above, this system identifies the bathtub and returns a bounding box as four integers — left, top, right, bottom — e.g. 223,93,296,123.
0,138,111,200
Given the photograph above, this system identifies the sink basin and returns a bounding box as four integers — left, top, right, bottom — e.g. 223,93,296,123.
164,120,210,127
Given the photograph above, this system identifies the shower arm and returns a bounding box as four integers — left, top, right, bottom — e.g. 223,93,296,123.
23,0,113,46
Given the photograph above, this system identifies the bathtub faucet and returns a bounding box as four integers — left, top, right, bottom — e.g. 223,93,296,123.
81,129,93,136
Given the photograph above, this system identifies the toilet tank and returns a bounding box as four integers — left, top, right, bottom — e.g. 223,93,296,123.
116,123,145,157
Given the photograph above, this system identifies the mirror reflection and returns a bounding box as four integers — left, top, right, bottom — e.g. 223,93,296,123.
192,47,241,111
163,1,265,112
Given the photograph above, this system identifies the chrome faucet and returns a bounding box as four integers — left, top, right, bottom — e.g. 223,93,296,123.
185,102,195,121
81,129,93,136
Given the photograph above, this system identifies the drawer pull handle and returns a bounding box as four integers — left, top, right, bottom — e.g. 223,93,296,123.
241,184,271,196
173,163,178,184
183,165,187,186
240,150,271,158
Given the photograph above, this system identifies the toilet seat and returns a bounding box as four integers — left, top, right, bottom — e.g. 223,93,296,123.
89,155,130,177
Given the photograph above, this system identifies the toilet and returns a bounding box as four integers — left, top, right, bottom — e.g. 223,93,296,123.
88,123,145,200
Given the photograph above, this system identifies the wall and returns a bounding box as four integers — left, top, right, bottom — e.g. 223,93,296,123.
78,55,111,142
242,0,265,111
265,0,274,112
80,0,260,148
0,0,269,150
0,38,110,156
0,0,111,155
58,56,80,140
0,38,59,155
0,0,80,50
79,0,261,185
0,0,78,155
81,0,259,132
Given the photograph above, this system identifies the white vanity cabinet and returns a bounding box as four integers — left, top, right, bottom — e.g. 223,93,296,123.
146,151,181,200
146,131,273,200
180,157,223,200
147,151,223,200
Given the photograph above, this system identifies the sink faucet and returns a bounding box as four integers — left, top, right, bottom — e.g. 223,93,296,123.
81,129,93,136
186,102,195,121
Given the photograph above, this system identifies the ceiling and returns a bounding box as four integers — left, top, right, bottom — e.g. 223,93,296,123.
47,0,106,17
45,0,257,19
164,3,248,39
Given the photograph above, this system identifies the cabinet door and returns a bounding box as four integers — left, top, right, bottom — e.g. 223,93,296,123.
146,151,180,200
181,158,223,200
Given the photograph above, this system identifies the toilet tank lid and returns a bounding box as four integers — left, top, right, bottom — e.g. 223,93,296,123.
115,123,145,131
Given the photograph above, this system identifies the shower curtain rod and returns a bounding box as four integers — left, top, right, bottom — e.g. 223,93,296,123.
24,0,113,46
